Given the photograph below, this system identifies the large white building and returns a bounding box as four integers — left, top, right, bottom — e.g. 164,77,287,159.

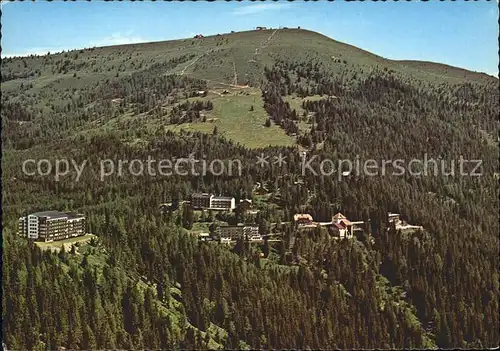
191,193,236,210
18,211,86,242
209,196,236,210
217,225,262,242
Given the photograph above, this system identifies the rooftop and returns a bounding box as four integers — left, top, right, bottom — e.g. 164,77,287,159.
294,213,313,221
340,218,353,226
212,196,234,201
29,211,84,219
332,212,347,219
333,222,346,229
219,224,258,228
192,193,211,198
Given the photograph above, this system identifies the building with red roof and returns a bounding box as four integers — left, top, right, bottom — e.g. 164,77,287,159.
331,213,353,238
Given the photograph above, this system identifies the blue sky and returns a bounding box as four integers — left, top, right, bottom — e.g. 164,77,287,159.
2,1,498,75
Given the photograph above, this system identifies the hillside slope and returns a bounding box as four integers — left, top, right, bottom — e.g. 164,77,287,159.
2,28,497,150
1,28,495,94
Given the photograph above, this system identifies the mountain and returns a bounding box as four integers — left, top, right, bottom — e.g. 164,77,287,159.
2,28,495,89
2,28,498,349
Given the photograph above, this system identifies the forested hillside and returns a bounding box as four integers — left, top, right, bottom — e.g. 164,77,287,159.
2,28,498,349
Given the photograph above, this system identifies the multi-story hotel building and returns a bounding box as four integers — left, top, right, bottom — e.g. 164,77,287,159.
18,211,86,242
217,225,261,241
191,193,212,209
209,196,236,210
191,193,236,210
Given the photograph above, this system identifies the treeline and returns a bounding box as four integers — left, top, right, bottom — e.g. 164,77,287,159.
3,120,498,348
170,100,214,124
1,62,207,150
3,204,434,349
1,70,39,83
258,59,499,348
2,233,219,350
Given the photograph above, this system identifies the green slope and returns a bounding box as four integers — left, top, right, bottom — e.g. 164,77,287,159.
2,28,495,95
2,28,495,150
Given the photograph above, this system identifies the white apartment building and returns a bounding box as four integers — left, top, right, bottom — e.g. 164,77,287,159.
217,225,262,242
18,211,86,242
191,193,236,210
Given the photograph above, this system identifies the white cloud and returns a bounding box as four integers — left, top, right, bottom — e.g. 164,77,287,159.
231,3,292,16
1,31,149,58
89,31,148,47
